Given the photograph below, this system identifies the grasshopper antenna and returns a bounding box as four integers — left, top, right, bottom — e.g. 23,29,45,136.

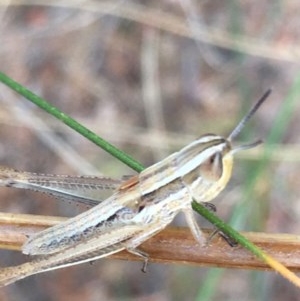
228,89,272,142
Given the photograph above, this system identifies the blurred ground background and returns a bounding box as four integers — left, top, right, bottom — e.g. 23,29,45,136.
0,1,300,300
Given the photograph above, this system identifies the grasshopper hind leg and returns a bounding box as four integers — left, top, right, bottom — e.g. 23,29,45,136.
124,222,172,273
127,247,149,272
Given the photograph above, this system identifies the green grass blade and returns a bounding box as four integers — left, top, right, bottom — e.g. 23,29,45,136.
0,72,144,173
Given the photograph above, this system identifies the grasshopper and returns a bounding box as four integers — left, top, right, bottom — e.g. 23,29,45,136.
0,90,271,286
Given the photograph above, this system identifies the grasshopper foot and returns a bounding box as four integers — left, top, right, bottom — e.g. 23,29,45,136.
203,202,217,212
207,228,238,247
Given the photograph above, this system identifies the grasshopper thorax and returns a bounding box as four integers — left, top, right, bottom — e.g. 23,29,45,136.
177,134,234,202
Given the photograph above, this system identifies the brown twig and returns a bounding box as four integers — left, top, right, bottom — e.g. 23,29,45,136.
0,212,299,271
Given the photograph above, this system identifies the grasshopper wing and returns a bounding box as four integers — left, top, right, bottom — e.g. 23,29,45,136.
0,166,122,207
21,192,134,255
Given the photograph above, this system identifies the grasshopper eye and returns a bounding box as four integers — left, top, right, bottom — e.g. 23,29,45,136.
199,152,223,182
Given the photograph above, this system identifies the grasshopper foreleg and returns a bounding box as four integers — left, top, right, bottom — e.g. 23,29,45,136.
183,208,206,246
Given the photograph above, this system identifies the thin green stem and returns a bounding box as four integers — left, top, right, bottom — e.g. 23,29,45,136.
0,72,144,173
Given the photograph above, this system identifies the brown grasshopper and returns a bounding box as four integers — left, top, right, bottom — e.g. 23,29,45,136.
0,90,271,286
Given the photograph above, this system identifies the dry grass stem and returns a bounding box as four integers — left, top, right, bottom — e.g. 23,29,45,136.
0,212,299,271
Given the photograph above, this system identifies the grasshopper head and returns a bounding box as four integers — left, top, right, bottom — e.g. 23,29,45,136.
179,89,271,203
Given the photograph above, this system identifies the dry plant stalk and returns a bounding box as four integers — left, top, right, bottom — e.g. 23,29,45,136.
0,212,299,272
